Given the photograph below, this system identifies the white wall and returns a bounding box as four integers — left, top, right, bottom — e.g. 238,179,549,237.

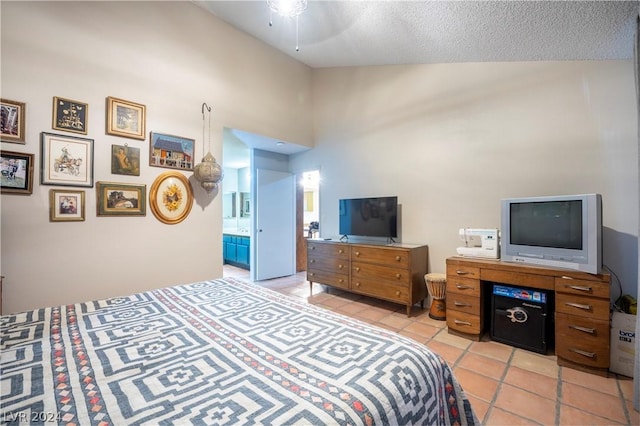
0,1,313,313
291,61,639,299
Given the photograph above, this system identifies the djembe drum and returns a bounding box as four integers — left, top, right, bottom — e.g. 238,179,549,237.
424,273,447,321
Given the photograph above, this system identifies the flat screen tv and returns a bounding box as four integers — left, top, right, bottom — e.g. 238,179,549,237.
500,194,602,274
339,196,398,239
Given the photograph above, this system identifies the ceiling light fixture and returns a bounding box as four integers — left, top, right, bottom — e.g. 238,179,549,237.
267,0,307,52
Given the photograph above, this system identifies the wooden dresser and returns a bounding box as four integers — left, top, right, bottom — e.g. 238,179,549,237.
446,257,611,375
307,240,428,316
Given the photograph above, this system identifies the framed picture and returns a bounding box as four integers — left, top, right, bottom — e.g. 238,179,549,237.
52,96,88,134
50,189,85,222
41,132,94,187
149,171,193,224
1,99,26,143
106,96,146,140
149,132,195,171
0,150,34,195
96,181,146,216
111,144,140,176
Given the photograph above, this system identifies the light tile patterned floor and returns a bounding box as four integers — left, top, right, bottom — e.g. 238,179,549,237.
223,265,638,425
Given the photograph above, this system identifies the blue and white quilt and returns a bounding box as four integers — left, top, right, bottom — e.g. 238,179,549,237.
1,277,478,425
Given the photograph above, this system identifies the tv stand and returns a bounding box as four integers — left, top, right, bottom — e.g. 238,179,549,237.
307,240,428,316
446,257,611,376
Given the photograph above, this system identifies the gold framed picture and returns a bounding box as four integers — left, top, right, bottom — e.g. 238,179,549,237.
50,189,85,222
1,99,26,143
96,181,146,216
106,96,146,140
52,96,88,134
149,171,193,225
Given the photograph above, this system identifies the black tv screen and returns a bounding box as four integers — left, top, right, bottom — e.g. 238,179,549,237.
339,196,398,238
510,200,583,250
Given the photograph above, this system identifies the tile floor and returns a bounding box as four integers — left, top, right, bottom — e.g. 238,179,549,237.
224,265,638,425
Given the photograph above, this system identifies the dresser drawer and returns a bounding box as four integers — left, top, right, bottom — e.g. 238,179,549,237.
556,313,610,368
446,276,481,297
307,242,349,259
446,264,480,280
447,292,482,316
351,246,409,268
308,256,349,273
555,277,610,299
307,269,349,290
351,280,409,304
556,293,610,320
352,262,410,286
446,310,482,335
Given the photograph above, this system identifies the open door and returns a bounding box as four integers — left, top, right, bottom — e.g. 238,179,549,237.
254,169,295,280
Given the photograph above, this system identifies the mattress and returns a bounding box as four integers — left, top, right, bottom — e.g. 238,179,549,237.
1,277,478,425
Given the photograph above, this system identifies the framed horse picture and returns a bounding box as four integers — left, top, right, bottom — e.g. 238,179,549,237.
40,132,94,187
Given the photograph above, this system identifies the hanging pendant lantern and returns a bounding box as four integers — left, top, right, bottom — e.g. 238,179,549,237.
193,103,223,193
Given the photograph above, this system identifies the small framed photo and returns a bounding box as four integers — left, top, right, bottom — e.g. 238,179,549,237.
1,99,26,143
41,132,94,187
149,132,195,171
50,189,85,222
0,150,34,195
149,171,193,224
96,181,146,216
52,96,88,134
106,96,146,140
111,144,140,176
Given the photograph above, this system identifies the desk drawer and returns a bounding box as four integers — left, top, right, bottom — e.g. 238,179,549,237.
556,313,610,368
556,293,610,320
446,310,482,335
446,276,481,297
447,292,482,316
482,269,554,291
555,277,610,299
446,264,480,280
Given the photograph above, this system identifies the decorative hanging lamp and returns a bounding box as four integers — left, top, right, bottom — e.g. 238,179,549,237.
193,102,223,193
267,0,308,51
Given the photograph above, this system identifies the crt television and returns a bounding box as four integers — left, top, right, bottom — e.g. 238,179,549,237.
500,194,602,274
339,196,398,239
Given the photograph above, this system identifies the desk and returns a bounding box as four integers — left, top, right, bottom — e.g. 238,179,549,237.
446,257,611,375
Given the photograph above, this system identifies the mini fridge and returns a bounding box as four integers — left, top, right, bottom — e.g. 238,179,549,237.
491,284,553,354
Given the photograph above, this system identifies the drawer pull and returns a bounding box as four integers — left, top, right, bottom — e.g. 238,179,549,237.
355,267,360,272
311,246,316,250
355,251,360,256
454,320,472,326
395,291,400,296
338,264,343,269
455,270,470,275
565,302,592,311
395,256,401,261
310,259,315,263
569,325,596,335
355,282,361,287
566,285,592,292
456,284,474,290
338,249,344,254
309,272,314,277
454,301,471,307
569,348,596,359
338,279,344,283
395,273,401,279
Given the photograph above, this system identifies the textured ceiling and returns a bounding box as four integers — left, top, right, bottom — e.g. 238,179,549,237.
195,0,638,69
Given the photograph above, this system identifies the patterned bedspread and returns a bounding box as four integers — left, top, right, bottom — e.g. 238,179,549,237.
1,278,478,425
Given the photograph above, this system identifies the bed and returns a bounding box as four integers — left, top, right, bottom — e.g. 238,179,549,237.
1,277,478,425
